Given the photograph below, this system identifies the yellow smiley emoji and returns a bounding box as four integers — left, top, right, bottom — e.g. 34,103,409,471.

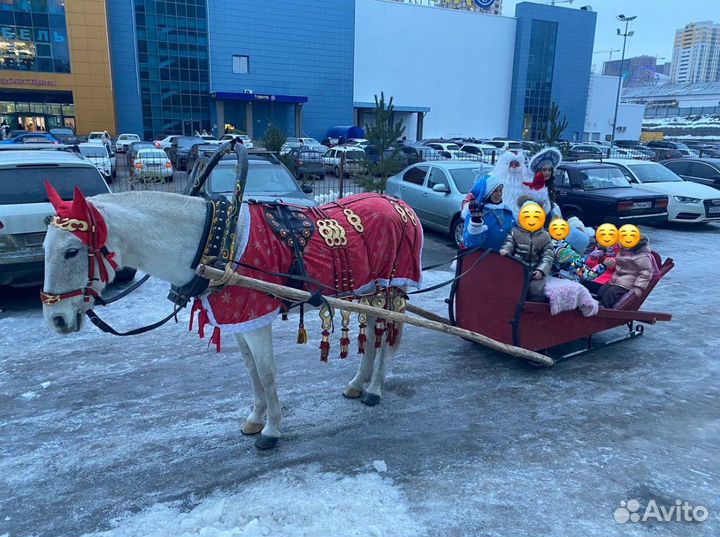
548,218,570,241
518,202,546,232
618,224,641,249
595,223,619,248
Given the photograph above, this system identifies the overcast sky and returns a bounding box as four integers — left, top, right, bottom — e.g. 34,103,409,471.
502,0,717,68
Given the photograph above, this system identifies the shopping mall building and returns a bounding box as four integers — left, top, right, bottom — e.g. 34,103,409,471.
1,0,596,141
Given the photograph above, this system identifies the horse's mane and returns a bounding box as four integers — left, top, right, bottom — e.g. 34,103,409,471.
90,190,205,213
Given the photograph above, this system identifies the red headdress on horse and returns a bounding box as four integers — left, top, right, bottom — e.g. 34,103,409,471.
44,181,109,248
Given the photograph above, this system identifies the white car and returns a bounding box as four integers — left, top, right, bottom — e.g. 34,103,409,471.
599,159,720,223
425,142,477,161
199,135,223,145
460,143,501,162
323,146,366,176
115,133,141,152
153,135,180,150
131,148,174,183
87,131,110,144
219,134,254,148
0,149,131,286
79,142,115,181
484,139,523,153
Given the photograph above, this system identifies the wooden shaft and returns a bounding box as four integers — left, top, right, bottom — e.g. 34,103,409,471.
196,264,554,366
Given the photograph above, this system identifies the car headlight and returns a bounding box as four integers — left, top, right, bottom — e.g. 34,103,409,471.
673,196,702,204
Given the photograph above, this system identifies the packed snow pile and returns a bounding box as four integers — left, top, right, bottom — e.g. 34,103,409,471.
642,114,720,139
83,464,423,537
313,190,340,205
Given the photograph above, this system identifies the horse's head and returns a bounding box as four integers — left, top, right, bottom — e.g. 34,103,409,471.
42,182,114,334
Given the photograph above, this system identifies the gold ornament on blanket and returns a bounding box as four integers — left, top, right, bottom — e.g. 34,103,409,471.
343,208,364,233
317,218,347,248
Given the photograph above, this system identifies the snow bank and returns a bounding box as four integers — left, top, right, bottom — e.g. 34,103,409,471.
83,464,423,537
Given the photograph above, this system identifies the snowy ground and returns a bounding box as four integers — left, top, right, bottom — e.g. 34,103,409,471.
1,225,718,537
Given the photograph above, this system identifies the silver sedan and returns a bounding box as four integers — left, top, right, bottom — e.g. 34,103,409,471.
386,161,494,245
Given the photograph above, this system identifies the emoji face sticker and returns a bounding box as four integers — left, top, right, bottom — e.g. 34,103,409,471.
596,223,619,248
618,224,641,249
518,202,546,232
548,218,570,241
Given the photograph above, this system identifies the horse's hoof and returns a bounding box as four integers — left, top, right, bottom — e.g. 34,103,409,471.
343,386,363,399
361,392,381,407
254,434,279,450
241,421,264,436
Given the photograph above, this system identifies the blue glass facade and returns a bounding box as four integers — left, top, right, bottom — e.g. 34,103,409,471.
206,0,354,140
509,2,596,141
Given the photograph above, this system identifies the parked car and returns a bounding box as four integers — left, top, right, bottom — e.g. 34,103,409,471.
153,135,181,150
485,139,523,152
115,133,141,153
7,129,28,139
186,150,316,207
554,163,668,225
166,136,203,171
281,137,326,154
683,143,720,158
461,143,501,162
0,132,60,145
363,145,409,169
199,134,222,145
286,147,326,180
0,149,135,286
593,159,720,224
78,142,115,181
49,128,77,145
87,131,110,144
567,144,606,160
662,158,720,191
424,142,477,161
323,146,366,176
187,143,221,173
646,139,699,158
127,141,156,168
219,134,254,148
386,161,494,245
131,148,174,183
398,143,443,164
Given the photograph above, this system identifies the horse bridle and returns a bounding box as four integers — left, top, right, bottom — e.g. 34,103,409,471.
40,209,118,307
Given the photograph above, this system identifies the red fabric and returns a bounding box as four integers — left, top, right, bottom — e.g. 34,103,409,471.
44,181,109,248
192,194,423,345
523,172,546,191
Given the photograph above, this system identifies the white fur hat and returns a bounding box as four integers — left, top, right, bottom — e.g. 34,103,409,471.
529,147,562,173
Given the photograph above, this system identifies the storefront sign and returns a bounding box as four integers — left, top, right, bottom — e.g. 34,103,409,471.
0,77,56,87
474,0,496,7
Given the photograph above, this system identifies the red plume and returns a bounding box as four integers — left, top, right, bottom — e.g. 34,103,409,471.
523,171,547,191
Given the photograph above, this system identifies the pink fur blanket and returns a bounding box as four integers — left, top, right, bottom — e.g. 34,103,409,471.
544,276,599,317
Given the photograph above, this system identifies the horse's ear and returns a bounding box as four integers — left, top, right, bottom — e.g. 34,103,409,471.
44,180,65,211
72,185,89,212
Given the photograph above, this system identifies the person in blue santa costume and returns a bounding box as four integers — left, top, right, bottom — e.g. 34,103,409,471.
461,174,515,251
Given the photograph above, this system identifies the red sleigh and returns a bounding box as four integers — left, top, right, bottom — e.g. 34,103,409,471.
448,249,674,365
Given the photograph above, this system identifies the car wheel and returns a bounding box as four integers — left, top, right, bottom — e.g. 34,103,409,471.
166,175,174,183
451,216,464,247
113,267,137,283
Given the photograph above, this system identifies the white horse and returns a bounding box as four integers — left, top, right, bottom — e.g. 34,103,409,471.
42,191,407,450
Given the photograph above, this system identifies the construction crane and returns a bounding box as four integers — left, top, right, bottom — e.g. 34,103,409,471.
594,48,621,62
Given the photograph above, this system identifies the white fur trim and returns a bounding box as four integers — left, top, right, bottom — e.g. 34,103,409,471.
461,204,471,219
232,203,251,266
466,221,487,235
200,299,280,334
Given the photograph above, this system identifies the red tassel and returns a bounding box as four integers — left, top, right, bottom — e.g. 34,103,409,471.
386,321,398,346
198,309,209,339
320,329,331,362
374,320,385,349
339,337,350,359
210,327,221,352
358,327,367,355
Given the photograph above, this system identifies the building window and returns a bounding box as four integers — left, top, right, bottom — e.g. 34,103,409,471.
232,55,249,74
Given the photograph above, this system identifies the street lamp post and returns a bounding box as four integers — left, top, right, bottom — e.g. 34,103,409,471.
611,14,636,146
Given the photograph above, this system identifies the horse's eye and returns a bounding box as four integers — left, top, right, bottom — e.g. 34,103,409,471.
64,248,80,259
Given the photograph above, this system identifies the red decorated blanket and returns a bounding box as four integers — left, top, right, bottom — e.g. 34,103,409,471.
191,193,423,351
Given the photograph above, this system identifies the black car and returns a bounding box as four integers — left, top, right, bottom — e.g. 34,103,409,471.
661,158,720,190
185,150,316,207
645,140,686,160
398,143,443,164
555,163,668,225
286,146,326,180
187,143,220,173
363,145,408,168
567,144,606,160
167,136,203,171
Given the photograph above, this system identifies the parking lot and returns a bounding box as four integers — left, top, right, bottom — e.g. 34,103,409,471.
1,219,718,536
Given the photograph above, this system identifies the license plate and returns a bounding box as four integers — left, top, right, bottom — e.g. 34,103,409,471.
633,202,652,209
709,206,720,214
